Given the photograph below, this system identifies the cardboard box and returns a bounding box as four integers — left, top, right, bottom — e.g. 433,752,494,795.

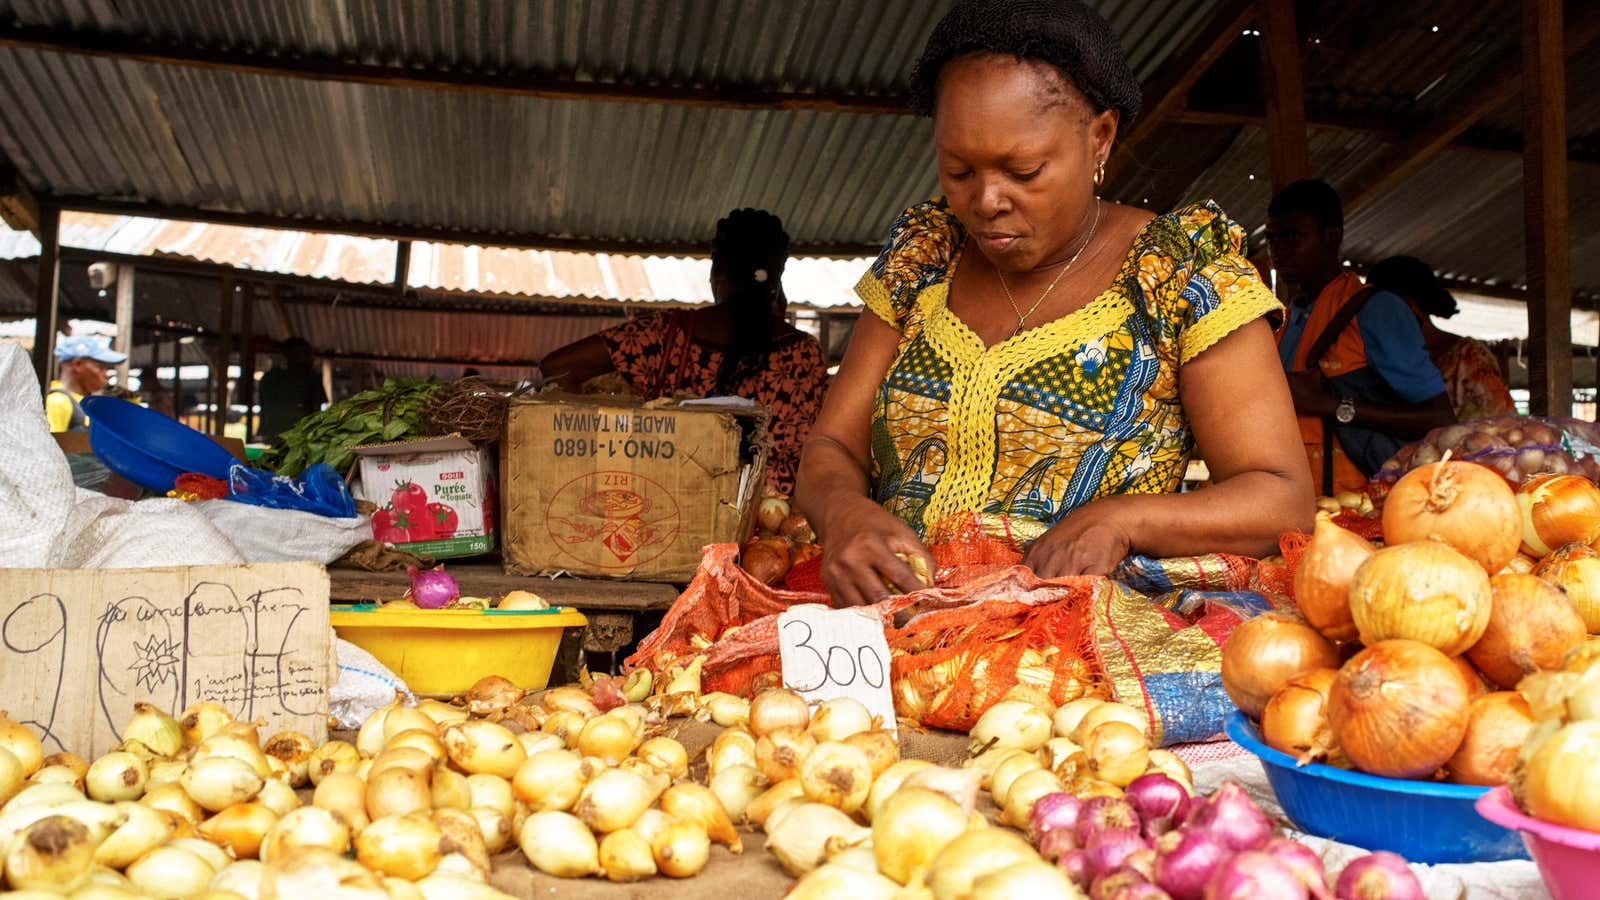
353,435,497,559
0,563,330,756
502,395,769,581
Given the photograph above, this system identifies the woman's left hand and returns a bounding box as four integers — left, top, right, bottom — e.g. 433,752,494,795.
1022,502,1135,578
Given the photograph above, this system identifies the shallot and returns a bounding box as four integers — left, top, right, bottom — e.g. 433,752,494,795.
1154,827,1227,900
1333,852,1424,900
1204,850,1307,900
407,565,460,609
1125,772,1188,838
1184,783,1270,852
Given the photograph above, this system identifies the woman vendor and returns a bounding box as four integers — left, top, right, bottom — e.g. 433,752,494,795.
795,0,1313,605
540,209,828,495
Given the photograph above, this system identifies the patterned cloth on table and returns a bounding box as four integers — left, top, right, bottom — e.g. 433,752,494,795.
856,198,1282,538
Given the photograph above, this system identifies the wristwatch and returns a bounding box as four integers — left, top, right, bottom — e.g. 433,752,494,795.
1334,398,1357,425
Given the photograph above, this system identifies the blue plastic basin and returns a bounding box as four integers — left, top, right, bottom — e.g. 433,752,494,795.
82,396,238,493
1225,711,1526,863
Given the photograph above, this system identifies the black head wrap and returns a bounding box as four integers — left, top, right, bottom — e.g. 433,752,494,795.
910,0,1141,124
711,209,790,394
1368,256,1458,319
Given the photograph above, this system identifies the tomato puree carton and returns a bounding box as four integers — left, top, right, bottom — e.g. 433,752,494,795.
502,394,769,581
351,434,496,559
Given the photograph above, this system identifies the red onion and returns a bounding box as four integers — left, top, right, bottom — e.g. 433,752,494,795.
1031,791,1083,841
1086,827,1149,877
1334,852,1424,900
406,565,459,609
1121,849,1158,882
591,675,626,712
1261,837,1331,898
1077,795,1141,844
1186,782,1272,852
1204,851,1308,900
1059,849,1092,888
1092,868,1153,900
1038,827,1079,862
1126,773,1189,838
1154,828,1228,900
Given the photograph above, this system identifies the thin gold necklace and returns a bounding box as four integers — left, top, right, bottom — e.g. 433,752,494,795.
996,199,1102,338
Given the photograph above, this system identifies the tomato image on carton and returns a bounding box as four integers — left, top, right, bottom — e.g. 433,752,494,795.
351,434,497,559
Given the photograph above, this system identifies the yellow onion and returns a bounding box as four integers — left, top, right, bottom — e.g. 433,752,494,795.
1383,460,1522,573
260,807,350,863
1294,513,1376,641
444,721,526,778
464,676,522,717
764,802,869,876
311,771,369,834
219,718,265,745
140,781,203,826
749,689,810,737
1052,699,1105,740
807,698,874,742
708,764,766,823
872,787,967,886
1261,668,1340,765
181,757,264,812
1468,573,1587,688
971,859,1079,899
1001,767,1064,829
30,763,84,793
1523,720,1600,831
1517,474,1600,556
755,727,816,784
707,727,758,777
192,734,271,780
465,774,513,818
662,655,705,699
651,819,710,878
1084,721,1149,788
468,806,512,855
85,752,146,804
357,695,403,758
969,701,1051,756
842,729,899,780
1221,612,1341,719
124,845,215,898
790,862,903,899
111,739,159,764
1350,541,1493,655
746,778,805,830
574,768,667,834
366,766,430,820
635,737,689,780
41,752,88,782
382,706,439,744
178,702,234,747
258,846,383,897
356,813,444,880
1329,639,1471,778
431,766,472,810
253,778,297,821
371,746,435,780
307,741,360,786
388,730,450,767
94,801,176,869
990,751,1044,809
517,811,599,878
119,705,181,761
797,741,872,815
1535,544,1600,633
512,750,589,812
660,782,741,853
416,700,470,728
621,669,653,703
260,733,314,788
6,814,97,889
540,686,602,718
516,732,564,758
145,759,187,790
1145,748,1194,793
597,828,656,882
432,807,490,874
629,808,672,846
1447,692,1533,786
575,714,640,766
697,693,751,728
208,859,265,898
198,802,278,859
925,827,1038,900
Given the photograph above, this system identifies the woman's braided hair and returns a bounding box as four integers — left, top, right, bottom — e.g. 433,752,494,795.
910,0,1141,124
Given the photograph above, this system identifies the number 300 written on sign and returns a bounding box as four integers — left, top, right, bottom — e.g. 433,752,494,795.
780,619,885,692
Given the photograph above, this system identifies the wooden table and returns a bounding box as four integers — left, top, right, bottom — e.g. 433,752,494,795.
326,561,682,680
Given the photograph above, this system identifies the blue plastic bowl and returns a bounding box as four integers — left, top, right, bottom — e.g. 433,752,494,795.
82,396,238,493
1225,711,1526,863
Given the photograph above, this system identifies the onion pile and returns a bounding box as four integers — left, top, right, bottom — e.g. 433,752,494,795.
1513,645,1600,832
738,494,823,584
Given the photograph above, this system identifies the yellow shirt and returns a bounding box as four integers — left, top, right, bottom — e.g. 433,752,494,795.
45,381,86,433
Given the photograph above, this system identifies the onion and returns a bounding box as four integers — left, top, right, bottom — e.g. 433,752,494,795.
355,813,444,880
757,496,791,534
429,765,471,810
1262,668,1340,766
178,702,235,748
807,697,874,743
260,807,350,863
1383,461,1521,573
1348,541,1492,655
1145,749,1194,795
117,705,180,762
1075,795,1140,844
1517,474,1600,556
925,828,1039,900
621,668,653,703
746,778,804,830
1001,768,1064,830
416,699,470,728
1534,543,1600,633
444,721,526,778
741,538,791,584
1333,852,1424,900
83,752,146,804
575,714,640,766
709,764,766,823
1054,699,1107,739
1295,514,1376,641
125,845,216,898
210,859,266,898
180,756,263,812
971,859,1080,898
93,801,175,869
463,774,513,819
140,781,202,826
869,787,967,885
660,782,741,853
540,710,588,748
707,727,758,777
765,802,869,876
1037,827,1078,863
259,847,383,897
518,810,599,878
755,727,816,783
1124,773,1188,839
365,766,431,820
382,706,439,745
5,814,96,889
596,827,656,882
1203,850,1307,900
1468,574,1586,688
1083,827,1148,880
496,589,549,611
970,700,1053,755
652,819,711,878
842,729,900,780
407,565,460,609
1221,613,1340,720
1058,848,1092,889
789,862,902,899
513,750,588,812
193,733,272,780
798,741,872,814
463,676,521,718
307,741,360,786
1452,655,1489,700
902,765,982,814
749,689,811,737
991,751,1045,809
1260,837,1329,897
468,806,512,855
40,752,88,782
1029,792,1082,841
574,767,667,834
1154,828,1227,900
193,802,275,860
1522,719,1600,831
311,771,369,832
1186,782,1271,852
1086,722,1150,788
1448,692,1535,786
1329,640,1471,778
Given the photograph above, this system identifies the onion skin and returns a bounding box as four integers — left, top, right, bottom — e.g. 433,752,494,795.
1446,692,1533,786
1467,574,1586,688
1221,613,1340,720
1261,668,1340,766
1517,474,1600,557
1348,541,1492,656
1294,514,1375,642
1534,543,1600,633
1382,461,1522,574
1329,640,1471,779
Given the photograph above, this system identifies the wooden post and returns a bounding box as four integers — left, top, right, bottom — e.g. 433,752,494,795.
113,264,135,386
30,204,60,391
393,240,412,300
213,276,235,435
1523,0,1571,416
171,336,185,424
1256,0,1310,187
240,283,257,440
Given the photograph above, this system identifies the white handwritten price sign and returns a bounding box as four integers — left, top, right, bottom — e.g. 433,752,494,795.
777,604,897,734
0,562,330,756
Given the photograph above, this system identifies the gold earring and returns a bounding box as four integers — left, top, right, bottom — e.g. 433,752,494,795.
1094,159,1107,187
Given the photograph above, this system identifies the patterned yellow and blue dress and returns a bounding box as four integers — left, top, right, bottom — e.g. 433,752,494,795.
856,199,1281,542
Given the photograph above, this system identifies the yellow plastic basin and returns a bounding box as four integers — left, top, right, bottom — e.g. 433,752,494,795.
331,605,588,696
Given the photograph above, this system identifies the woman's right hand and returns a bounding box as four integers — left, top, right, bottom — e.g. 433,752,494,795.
818,496,936,606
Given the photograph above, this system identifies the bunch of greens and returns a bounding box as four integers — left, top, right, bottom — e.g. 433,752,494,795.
261,377,440,476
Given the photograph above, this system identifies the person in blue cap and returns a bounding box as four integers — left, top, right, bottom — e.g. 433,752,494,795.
47,334,126,432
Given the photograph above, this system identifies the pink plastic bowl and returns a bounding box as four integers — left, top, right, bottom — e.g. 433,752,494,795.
1476,787,1600,900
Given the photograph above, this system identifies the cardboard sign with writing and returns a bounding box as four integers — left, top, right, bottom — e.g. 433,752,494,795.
777,604,897,734
0,563,331,756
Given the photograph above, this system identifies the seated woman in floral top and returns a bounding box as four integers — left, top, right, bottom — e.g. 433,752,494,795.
541,209,828,495
795,0,1313,605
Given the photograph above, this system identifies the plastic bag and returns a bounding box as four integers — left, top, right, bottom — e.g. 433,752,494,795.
192,500,370,565
1373,415,1600,495
228,462,357,518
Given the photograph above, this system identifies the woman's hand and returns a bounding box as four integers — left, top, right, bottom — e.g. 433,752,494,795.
1022,501,1135,578
818,496,935,606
